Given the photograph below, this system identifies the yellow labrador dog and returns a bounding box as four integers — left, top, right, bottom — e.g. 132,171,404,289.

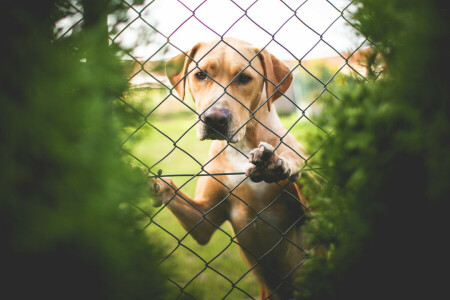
153,38,309,299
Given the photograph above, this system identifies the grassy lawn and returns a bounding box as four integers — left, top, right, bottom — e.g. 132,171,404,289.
121,89,327,299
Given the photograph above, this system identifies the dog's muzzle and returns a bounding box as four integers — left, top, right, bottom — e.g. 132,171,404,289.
201,107,232,140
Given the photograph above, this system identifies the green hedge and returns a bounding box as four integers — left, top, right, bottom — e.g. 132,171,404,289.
295,0,449,299
0,2,170,299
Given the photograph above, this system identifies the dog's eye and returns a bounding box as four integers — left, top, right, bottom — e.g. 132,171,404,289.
195,71,207,81
237,73,252,85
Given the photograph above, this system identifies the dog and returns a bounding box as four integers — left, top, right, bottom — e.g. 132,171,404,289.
152,38,309,299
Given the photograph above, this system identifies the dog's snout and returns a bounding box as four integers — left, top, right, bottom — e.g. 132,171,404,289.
203,107,231,129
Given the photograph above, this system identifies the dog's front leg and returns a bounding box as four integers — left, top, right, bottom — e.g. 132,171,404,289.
150,176,228,245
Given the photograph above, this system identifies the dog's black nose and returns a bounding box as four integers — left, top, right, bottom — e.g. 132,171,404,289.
203,107,231,131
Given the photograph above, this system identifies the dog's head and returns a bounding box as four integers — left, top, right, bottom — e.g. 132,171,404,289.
166,38,293,143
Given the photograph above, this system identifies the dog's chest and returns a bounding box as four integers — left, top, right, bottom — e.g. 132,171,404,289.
222,145,268,195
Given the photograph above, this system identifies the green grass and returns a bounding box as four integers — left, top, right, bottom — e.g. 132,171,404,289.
121,89,326,299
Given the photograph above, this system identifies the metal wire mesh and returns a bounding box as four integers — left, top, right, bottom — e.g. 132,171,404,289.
58,0,376,298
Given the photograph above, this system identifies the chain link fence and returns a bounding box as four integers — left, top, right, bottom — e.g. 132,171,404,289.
59,1,375,298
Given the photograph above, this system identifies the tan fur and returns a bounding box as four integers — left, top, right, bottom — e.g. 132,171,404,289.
155,38,308,299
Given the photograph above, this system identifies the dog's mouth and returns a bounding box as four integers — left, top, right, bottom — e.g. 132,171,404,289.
198,122,242,143
199,126,240,143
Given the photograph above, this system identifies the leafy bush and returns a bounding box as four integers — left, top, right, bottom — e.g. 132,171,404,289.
295,0,449,299
0,2,171,299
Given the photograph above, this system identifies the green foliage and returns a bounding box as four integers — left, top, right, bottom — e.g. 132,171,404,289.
295,0,449,299
0,2,171,299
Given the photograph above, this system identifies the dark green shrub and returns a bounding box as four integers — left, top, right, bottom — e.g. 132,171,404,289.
0,2,170,299
295,0,449,299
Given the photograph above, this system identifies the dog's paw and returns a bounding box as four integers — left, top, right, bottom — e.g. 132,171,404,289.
149,177,174,207
245,142,291,183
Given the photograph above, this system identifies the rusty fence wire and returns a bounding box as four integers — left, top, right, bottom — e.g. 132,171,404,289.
58,0,377,299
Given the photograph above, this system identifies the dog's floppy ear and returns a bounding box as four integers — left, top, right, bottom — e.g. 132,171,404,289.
257,49,293,111
166,43,203,100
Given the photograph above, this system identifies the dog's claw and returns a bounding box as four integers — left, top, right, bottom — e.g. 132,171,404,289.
153,182,160,193
246,142,291,183
276,158,282,167
245,165,254,176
